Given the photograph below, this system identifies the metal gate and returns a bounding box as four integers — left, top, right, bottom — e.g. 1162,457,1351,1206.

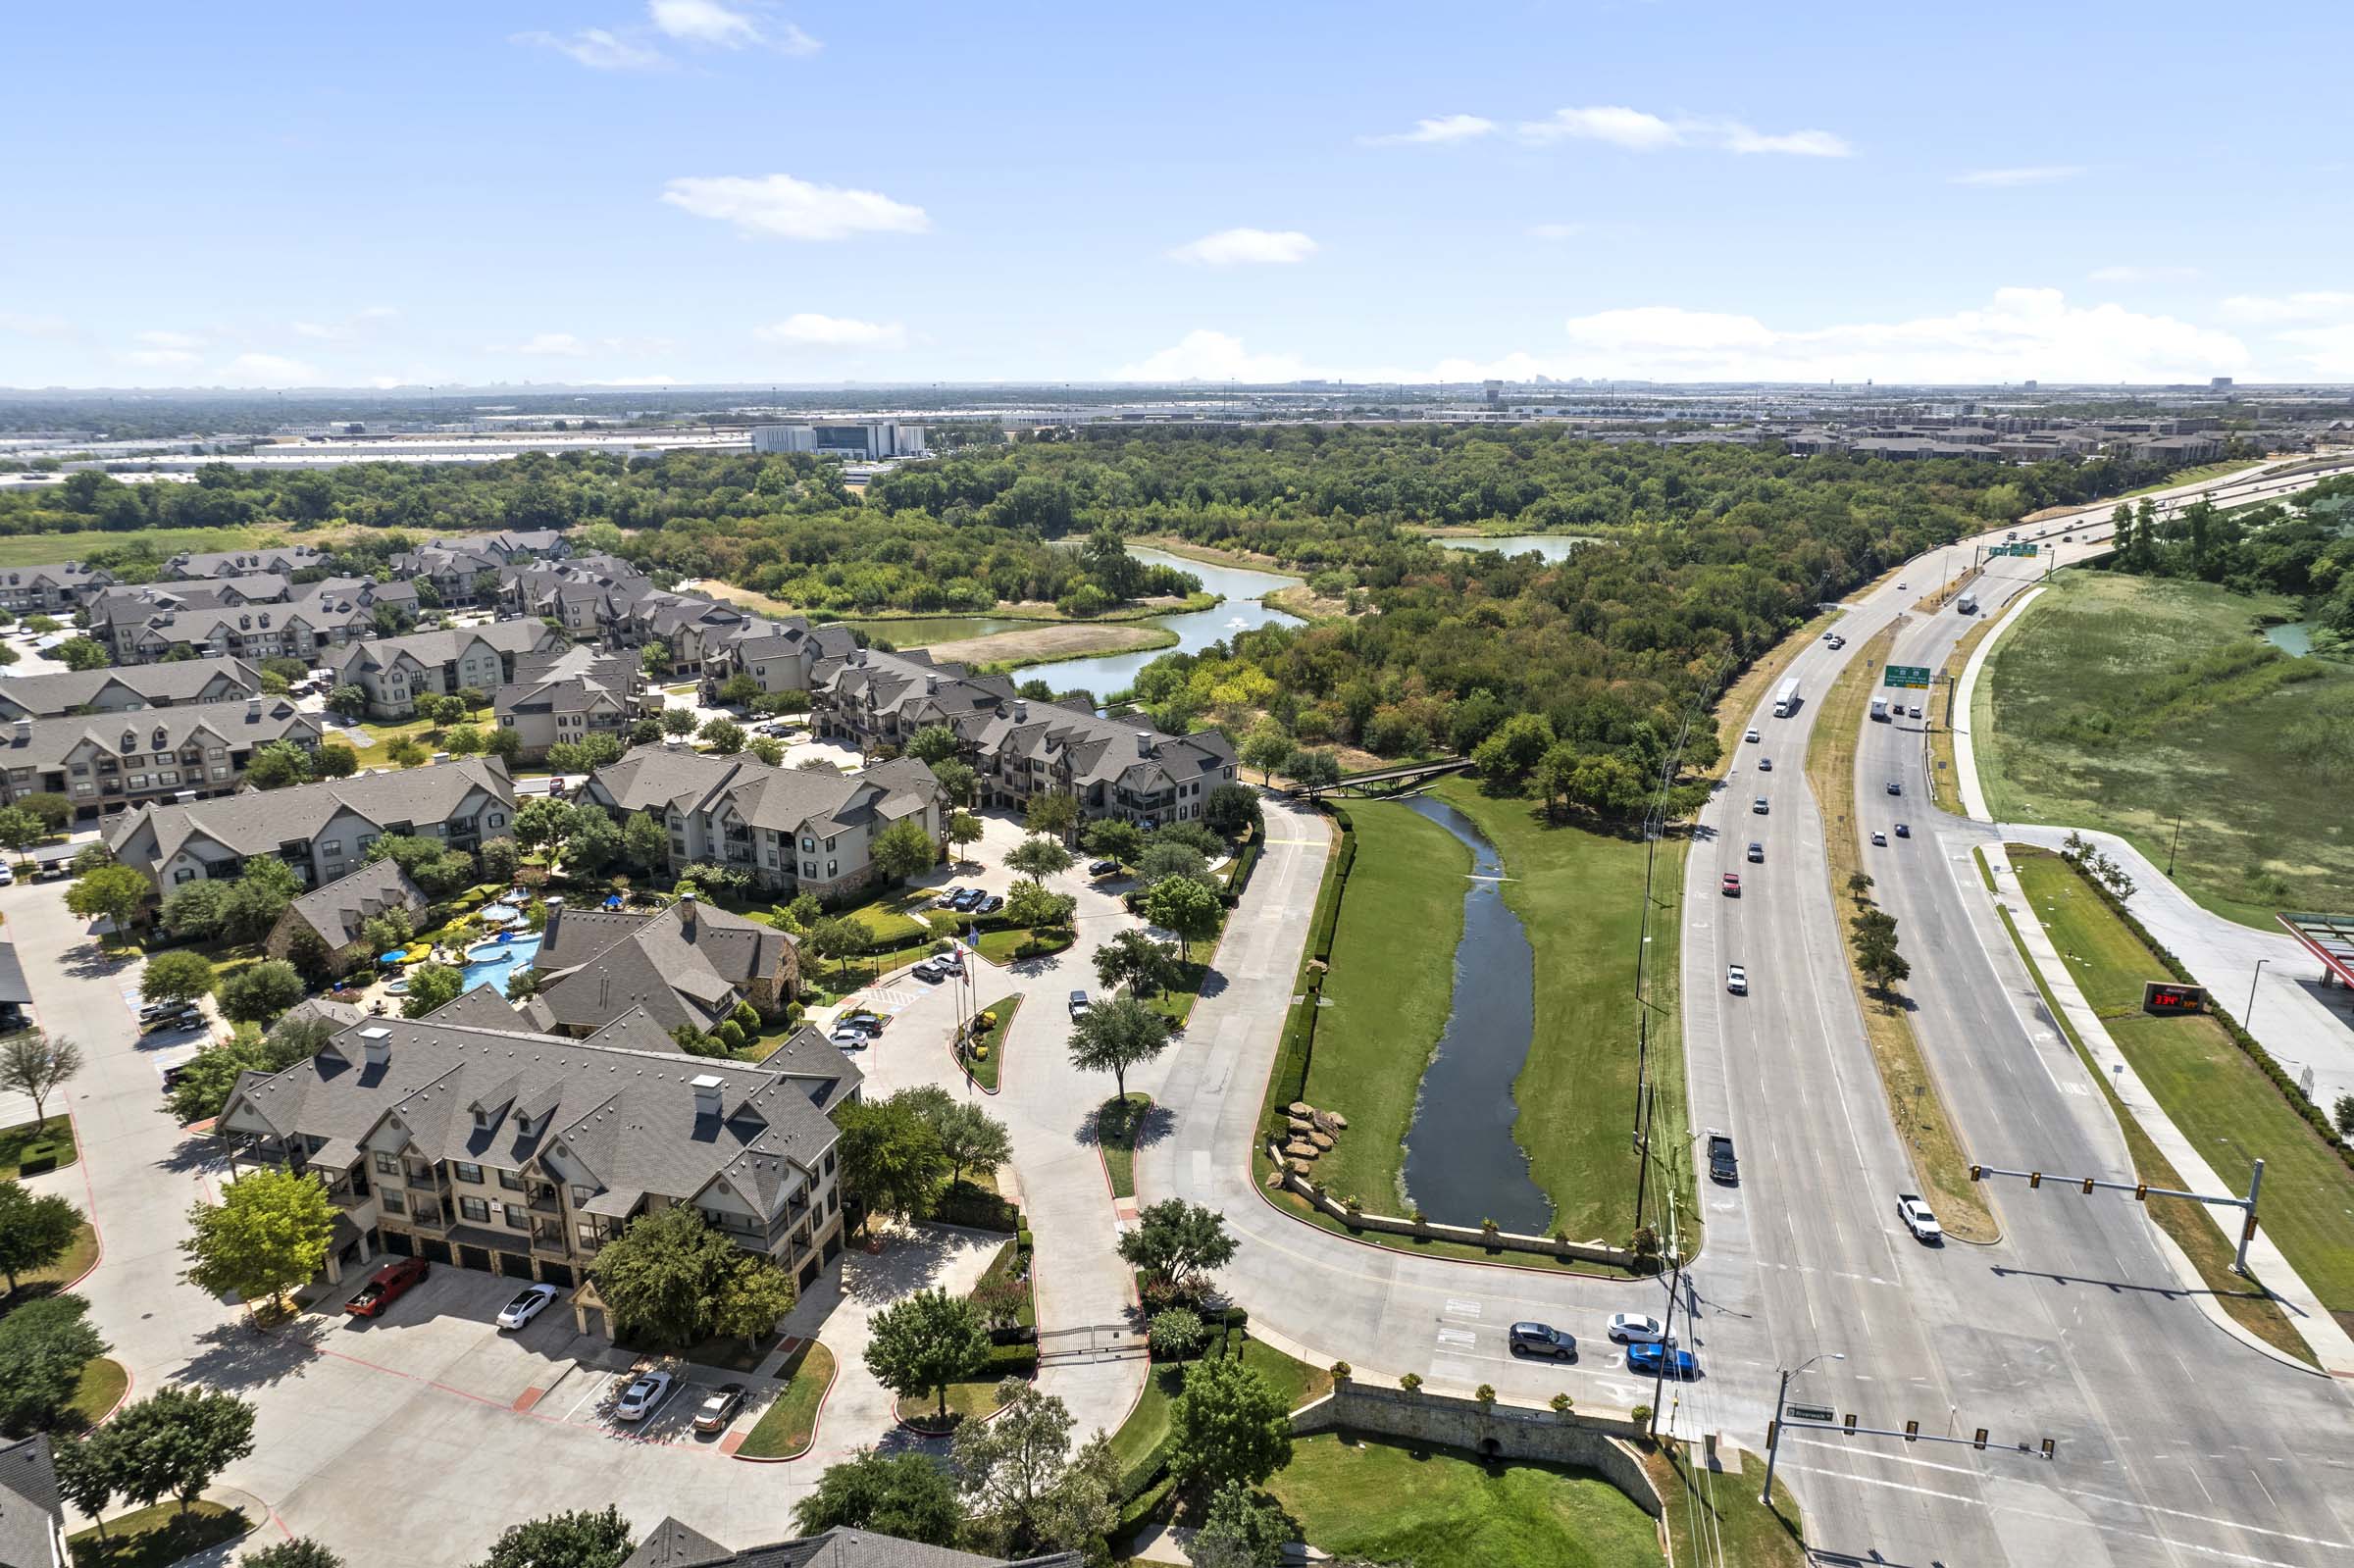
1036,1323,1147,1365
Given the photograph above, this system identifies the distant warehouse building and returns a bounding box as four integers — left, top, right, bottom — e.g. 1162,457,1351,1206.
750,421,929,460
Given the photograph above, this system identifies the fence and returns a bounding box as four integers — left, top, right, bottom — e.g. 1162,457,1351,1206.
1293,1381,1662,1517
1266,1141,1639,1269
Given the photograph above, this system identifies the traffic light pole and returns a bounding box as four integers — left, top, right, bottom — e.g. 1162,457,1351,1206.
1766,1414,2058,1465
1971,1158,2266,1274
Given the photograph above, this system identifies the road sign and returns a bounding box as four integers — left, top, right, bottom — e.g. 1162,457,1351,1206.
1884,664,1933,689
1787,1403,1836,1424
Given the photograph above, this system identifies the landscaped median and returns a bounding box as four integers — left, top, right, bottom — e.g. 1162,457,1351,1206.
732,1339,836,1460
956,993,1019,1092
67,1500,249,1568
1095,1092,1151,1200
889,1234,1040,1433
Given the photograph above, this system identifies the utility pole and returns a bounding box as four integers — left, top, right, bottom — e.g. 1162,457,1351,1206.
2166,814,2184,878
2245,957,2270,1030
1760,1351,1844,1504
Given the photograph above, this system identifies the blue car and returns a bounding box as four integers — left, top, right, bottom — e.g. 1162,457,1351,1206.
1626,1341,1699,1380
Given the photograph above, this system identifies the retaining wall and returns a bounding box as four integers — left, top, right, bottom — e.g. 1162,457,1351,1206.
1292,1382,1662,1518
1268,1143,1637,1268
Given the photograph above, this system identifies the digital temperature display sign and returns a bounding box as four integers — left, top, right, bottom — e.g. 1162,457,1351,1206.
2142,982,2206,1016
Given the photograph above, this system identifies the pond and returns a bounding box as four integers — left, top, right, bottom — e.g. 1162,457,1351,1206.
844,614,1035,647
1397,794,1551,1232
1430,532,1596,564
460,932,541,998
2262,622,2317,658
1019,545,1305,700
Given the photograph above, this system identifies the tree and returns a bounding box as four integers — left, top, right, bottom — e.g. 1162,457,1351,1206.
0,807,44,857
834,1094,949,1234
222,856,303,942
641,641,673,679
1004,835,1075,880
622,811,668,874
1204,783,1260,838
700,716,746,754
1095,929,1182,999
327,683,368,721
1116,1199,1237,1294
0,1033,82,1127
927,1098,1013,1190
588,1205,742,1347
659,706,696,736
2335,1094,2354,1141
14,793,71,835
945,810,984,861
864,1288,989,1422
872,818,938,884
563,803,622,877
1150,1307,1208,1363
1240,724,1294,785
1849,907,1911,992
165,1021,331,1126
1167,1355,1291,1501
0,1291,108,1436
312,741,360,779
401,963,465,1019
716,672,763,708
456,685,489,718
1189,1481,1299,1568
792,1450,965,1545
952,1380,1094,1553
159,879,230,941
360,906,415,958
0,1180,81,1294
385,735,428,767
512,796,577,854
748,734,784,766
246,1540,343,1568
1002,878,1073,933
67,863,153,935
244,740,315,790
181,1167,333,1319
366,835,476,897
1068,996,1171,1104
471,1507,634,1568
547,733,625,774
485,727,524,764
1023,789,1079,841
1151,821,1224,858
1135,840,1209,887
905,725,960,765
1081,817,1145,867
103,1385,256,1516
1144,875,1223,947
53,1431,121,1541
1286,748,1340,797
443,726,484,756
141,950,216,1006
931,758,976,808
219,959,307,1025
710,1252,796,1349
55,636,110,672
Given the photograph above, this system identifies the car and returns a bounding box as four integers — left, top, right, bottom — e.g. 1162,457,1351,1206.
936,886,971,910
1746,841,1764,863
31,863,69,883
344,1256,430,1318
1088,860,1121,878
1725,964,1747,995
0,865,13,886
142,1008,204,1036
1897,581,1909,590
496,1284,559,1330
979,894,1003,915
1896,1192,1944,1243
1885,781,1901,795
1827,634,1846,649
138,998,184,1021
692,1383,747,1433
614,1370,675,1422
910,960,947,984
828,1029,869,1050
1744,729,1760,743
956,887,990,912
1893,823,1911,838
2063,532,2074,541
1908,705,1923,720
1752,797,1768,815
1069,990,1092,1017
1607,1313,1671,1344
1720,873,1740,897
837,1011,885,1035
1758,756,1773,772
159,1060,191,1090
1508,1322,1577,1359
1625,1341,1700,1380
1870,831,1888,846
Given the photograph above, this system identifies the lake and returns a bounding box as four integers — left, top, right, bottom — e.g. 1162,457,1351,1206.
1431,533,1595,564
1020,545,1305,699
2262,622,2317,658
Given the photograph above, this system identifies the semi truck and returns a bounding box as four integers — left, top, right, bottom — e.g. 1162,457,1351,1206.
1869,696,1891,722
1772,677,1802,717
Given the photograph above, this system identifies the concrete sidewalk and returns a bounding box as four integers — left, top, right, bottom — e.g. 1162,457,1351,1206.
1985,847,2354,1376
1949,582,2042,824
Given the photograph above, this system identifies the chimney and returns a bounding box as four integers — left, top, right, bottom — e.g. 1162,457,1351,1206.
246,698,263,721
678,887,697,940
925,673,939,693
1135,730,1155,756
1012,699,1027,721
359,1026,392,1068
9,719,26,745
691,1074,724,1118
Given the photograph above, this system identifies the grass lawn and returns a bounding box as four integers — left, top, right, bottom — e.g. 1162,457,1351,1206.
840,886,935,946
1435,777,1693,1250
1109,1334,1331,1475
965,993,1019,1090
68,1356,130,1428
2011,846,2354,1330
2122,458,2269,497
1266,1433,1661,1568
68,1500,248,1568
973,926,1073,964
342,712,490,768
0,525,346,570
1301,797,1469,1212
1976,572,2354,929
1644,1445,1810,1568
1095,1092,1151,1199
1929,608,2006,815
14,1219,99,1296
735,1340,835,1459
1805,625,1996,1242
0,1114,77,1178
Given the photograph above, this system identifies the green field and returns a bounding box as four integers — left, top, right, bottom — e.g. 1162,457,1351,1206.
2011,847,2354,1332
1267,1434,1661,1568
1107,1335,1330,1476
0,525,301,570
1976,572,2354,929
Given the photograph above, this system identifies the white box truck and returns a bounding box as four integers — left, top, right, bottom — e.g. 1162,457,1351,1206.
1869,696,1891,722
1772,677,1802,717
1956,593,1978,615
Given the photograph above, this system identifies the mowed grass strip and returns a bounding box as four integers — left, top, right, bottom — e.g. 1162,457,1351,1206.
1303,798,1469,1210
1976,571,2354,930
2010,847,2354,1328
1928,608,2006,816
1807,623,1996,1241
1267,1434,1663,1568
1435,777,1690,1248
735,1340,835,1459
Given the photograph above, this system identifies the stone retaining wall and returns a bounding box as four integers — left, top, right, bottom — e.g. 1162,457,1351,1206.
1292,1382,1662,1518
1267,1141,1637,1268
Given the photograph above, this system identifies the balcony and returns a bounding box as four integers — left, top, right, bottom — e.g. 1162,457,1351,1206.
528,1185,560,1214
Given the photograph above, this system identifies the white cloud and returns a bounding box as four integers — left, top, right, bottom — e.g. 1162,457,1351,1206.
2221,291,2354,324
2088,265,2200,284
1951,166,2083,186
753,314,907,349
2273,323,2354,378
1517,107,1850,156
292,306,398,342
661,174,929,240
1360,114,1497,146
1168,228,1319,266
511,27,669,71
1553,288,2247,382
215,353,319,386
501,332,591,357
136,329,205,349
648,0,815,53
1113,330,1314,382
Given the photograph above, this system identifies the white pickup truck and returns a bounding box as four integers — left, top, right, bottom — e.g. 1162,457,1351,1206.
1896,1193,1943,1243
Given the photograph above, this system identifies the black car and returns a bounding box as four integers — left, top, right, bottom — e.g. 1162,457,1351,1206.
979,894,1003,915
1508,1322,1578,1359
1088,860,1121,878
953,887,989,912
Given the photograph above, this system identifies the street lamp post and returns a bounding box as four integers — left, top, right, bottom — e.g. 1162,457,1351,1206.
2245,957,2270,1030
1760,1351,1845,1505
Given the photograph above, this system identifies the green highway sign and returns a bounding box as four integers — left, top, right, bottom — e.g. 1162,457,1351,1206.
1885,664,1933,689
1990,542,2039,557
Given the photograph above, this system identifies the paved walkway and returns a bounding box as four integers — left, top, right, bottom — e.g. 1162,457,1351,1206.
1984,849,2354,1376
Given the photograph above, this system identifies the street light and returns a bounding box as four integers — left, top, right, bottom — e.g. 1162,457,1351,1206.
1760,1351,1845,1504
2244,957,2269,1030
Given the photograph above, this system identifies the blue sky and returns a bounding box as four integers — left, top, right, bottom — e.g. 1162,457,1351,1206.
4,0,2350,388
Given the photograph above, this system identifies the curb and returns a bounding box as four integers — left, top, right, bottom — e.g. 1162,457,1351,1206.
729,1340,840,1463
1095,1094,1151,1208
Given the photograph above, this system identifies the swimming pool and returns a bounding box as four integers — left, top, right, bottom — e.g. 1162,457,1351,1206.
459,933,542,998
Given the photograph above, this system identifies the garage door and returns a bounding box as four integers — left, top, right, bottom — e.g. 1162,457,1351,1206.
459,1245,492,1273
496,1251,530,1279
382,1230,414,1257
421,1238,453,1265
537,1261,573,1288
798,1258,820,1290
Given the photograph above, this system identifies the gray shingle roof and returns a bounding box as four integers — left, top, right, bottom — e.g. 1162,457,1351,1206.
276,857,427,951
0,658,262,718
527,898,789,1037
620,1520,1078,1568
0,695,324,774
0,1434,64,1568
329,620,559,677
103,755,514,867
585,747,942,840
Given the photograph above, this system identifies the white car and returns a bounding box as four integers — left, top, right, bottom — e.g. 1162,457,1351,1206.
614,1369,675,1422
495,1284,558,1330
1897,1194,1944,1243
1744,728,1761,743
1608,1313,1671,1345
1725,964,1747,995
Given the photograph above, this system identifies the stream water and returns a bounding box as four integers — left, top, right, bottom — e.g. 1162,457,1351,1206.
1397,794,1552,1232
1431,532,1596,564
1019,545,1305,698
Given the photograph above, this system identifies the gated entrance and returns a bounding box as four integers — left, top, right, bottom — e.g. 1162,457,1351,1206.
1037,1323,1147,1365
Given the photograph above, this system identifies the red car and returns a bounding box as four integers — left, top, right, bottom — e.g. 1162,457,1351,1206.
1720,873,1741,897
344,1256,430,1318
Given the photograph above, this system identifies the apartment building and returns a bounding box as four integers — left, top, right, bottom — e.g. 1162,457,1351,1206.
622,1519,1074,1568
498,554,657,634
519,893,797,1037
0,658,262,720
264,858,429,975
0,561,116,614
492,645,646,762
812,646,1016,755
103,756,515,889
579,747,944,900
610,591,778,678
161,545,331,580
0,1436,68,1568
93,577,411,665
0,696,327,820
395,530,572,606
696,615,858,701
214,1011,859,1304
326,621,565,719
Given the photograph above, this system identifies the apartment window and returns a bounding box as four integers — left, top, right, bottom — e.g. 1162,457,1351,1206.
571,1185,593,1207
496,1169,524,1190
503,1204,528,1230
486,812,506,829
452,1161,483,1185
458,1196,490,1224
380,1189,406,1214
826,1189,838,1214
374,1151,400,1176
802,862,816,879
822,1150,836,1176
173,868,194,884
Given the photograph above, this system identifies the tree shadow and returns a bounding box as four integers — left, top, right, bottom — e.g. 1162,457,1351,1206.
150,1133,228,1176
61,943,134,982
836,1224,959,1305
175,1312,330,1391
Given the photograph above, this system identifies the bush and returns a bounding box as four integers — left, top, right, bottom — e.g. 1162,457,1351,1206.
932,1182,1020,1233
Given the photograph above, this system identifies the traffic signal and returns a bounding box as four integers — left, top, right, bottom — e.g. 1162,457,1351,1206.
1973,1429,1989,1451
1904,1419,1919,1443
2029,1172,2042,1189
1844,1413,1858,1434
2081,1177,2095,1194
2135,1183,2147,1201
1970,1164,1983,1182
